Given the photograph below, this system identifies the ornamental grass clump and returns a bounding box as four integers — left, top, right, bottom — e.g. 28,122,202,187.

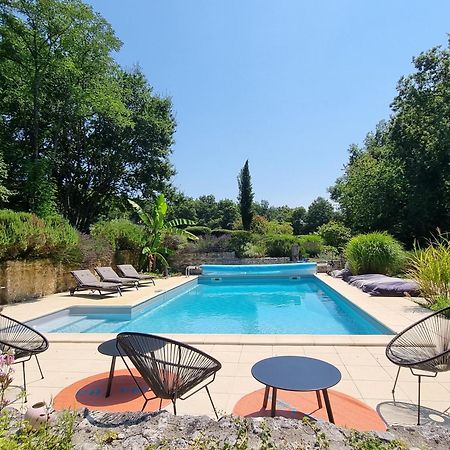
407,233,450,307
344,232,406,275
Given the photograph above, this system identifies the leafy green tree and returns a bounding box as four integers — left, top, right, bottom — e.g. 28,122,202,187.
317,221,352,251
216,199,239,229
304,197,335,233
195,195,220,228
128,194,197,271
237,160,254,230
291,206,306,235
0,1,175,229
0,151,11,204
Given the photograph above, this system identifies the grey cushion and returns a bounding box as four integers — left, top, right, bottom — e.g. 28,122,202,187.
347,274,420,297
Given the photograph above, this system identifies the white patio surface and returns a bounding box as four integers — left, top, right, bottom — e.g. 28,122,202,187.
3,275,450,426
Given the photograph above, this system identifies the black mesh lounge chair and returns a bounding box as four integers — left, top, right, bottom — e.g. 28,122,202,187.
386,306,450,425
116,332,222,418
95,267,139,290
116,265,155,286
0,313,49,396
69,270,122,296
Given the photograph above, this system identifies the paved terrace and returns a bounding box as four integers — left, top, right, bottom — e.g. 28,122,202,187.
3,274,450,425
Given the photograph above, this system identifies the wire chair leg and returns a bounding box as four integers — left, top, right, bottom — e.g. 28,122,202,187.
205,385,219,419
22,361,27,402
172,399,177,415
392,366,401,394
417,375,422,426
35,355,44,379
141,398,149,412
159,398,163,411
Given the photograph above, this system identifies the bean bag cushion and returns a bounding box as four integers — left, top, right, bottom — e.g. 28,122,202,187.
347,274,420,297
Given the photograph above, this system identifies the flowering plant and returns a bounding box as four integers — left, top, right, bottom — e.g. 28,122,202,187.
0,350,15,410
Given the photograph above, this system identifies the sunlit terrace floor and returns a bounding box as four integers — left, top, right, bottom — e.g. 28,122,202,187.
3,275,450,427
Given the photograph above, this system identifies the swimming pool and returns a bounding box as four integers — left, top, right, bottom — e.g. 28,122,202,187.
29,275,392,335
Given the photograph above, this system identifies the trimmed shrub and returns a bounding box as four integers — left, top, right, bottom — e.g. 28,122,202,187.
317,221,351,251
345,232,406,275
265,234,300,257
211,228,234,237
298,234,324,257
0,209,78,261
185,226,211,236
407,233,450,306
90,219,144,252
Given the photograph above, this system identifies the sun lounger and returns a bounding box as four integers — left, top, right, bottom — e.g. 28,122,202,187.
69,270,122,296
116,264,155,285
95,266,139,289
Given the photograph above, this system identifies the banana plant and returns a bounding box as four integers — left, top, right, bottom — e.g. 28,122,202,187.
128,194,198,271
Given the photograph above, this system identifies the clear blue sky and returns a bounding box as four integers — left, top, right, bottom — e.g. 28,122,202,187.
87,0,450,208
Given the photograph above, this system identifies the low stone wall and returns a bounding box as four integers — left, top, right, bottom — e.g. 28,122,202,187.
0,251,138,304
169,252,290,272
0,259,75,305
69,410,450,450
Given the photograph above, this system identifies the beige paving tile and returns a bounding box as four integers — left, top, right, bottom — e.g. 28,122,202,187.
346,365,392,382
207,376,235,394
238,351,273,364
210,351,241,363
230,376,263,394
398,381,450,402
356,381,411,402
272,345,305,355
333,380,363,399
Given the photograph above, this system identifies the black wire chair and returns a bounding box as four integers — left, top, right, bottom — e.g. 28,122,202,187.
0,313,49,398
116,332,222,418
386,306,450,425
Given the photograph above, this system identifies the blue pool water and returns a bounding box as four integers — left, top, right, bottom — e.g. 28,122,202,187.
31,276,392,335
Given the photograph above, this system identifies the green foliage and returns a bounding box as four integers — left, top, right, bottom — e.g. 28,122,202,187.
0,151,10,204
74,234,114,268
129,194,197,270
0,209,78,261
264,234,299,257
91,219,145,252
346,430,406,450
304,197,335,234
0,2,175,230
0,409,75,449
229,231,255,257
345,232,406,275
211,228,234,237
291,206,306,235
298,234,324,257
407,233,450,306
185,226,212,236
332,41,450,244
317,221,352,252
237,160,254,230
241,242,267,258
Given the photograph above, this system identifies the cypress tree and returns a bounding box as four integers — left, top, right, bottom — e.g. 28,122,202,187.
237,160,254,230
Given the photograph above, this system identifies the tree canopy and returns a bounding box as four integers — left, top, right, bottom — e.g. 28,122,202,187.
331,41,450,244
0,0,175,230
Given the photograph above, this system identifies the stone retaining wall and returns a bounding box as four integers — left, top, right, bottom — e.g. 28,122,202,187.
169,252,290,272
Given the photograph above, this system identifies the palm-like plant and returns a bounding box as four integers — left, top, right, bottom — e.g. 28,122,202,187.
128,194,198,271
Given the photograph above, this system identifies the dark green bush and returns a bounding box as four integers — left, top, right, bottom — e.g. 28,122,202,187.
265,234,300,257
317,221,351,251
345,232,406,275
211,228,234,237
0,209,78,261
185,226,212,236
90,219,144,252
298,234,324,257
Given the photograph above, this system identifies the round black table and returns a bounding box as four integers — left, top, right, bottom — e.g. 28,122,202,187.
98,339,122,398
251,356,341,422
